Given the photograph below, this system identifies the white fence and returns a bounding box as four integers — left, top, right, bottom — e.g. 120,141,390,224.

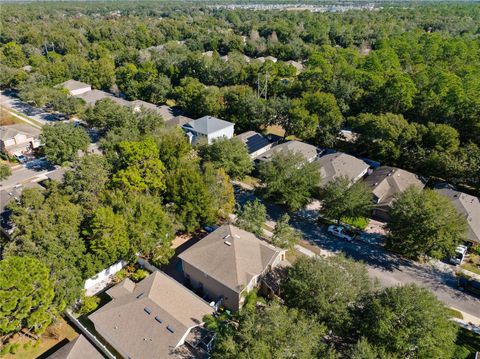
84,260,127,296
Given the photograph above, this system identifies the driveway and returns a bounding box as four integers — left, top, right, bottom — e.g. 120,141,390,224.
234,187,480,319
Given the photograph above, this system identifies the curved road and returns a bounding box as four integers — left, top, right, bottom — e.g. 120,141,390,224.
235,188,480,319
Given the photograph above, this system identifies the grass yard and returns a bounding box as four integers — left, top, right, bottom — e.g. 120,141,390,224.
461,253,480,276
447,307,464,320
285,248,305,264
3,317,79,359
0,106,19,125
241,175,261,188
341,216,369,230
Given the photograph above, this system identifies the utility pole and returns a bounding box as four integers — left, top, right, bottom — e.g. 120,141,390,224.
257,71,269,100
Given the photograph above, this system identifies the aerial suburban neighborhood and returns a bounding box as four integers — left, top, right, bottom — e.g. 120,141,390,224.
1,1,480,359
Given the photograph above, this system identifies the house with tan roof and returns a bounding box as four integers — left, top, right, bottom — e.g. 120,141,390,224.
364,166,425,221
46,335,104,359
178,224,286,311
316,152,369,187
0,123,41,156
436,184,480,244
88,271,214,359
256,140,319,163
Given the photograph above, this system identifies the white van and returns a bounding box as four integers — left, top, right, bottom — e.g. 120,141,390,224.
450,245,468,265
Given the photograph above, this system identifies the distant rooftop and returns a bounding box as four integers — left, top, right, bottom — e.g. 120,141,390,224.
58,79,91,92
316,152,369,186
256,140,319,162
364,166,425,206
436,185,480,243
183,116,233,135
46,335,103,359
236,131,270,155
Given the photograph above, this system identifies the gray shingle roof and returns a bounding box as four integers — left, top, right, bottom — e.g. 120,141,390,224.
46,335,104,359
58,79,91,92
256,140,318,162
89,271,213,359
183,116,233,135
436,185,480,243
178,225,283,293
316,152,369,186
0,124,40,141
364,166,425,206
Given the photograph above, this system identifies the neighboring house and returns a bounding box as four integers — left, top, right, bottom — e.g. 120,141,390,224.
364,166,425,221
256,140,319,163
316,152,369,187
178,224,286,311
131,101,183,122
236,131,272,159
286,60,303,74
256,56,278,63
165,115,193,128
46,335,103,359
89,271,214,359
182,116,234,145
74,89,131,107
58,79,92,96
0,123,41,156
436,184,480,244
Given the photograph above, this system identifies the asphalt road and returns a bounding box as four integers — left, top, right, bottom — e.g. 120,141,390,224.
235,188,480,318
0,159,54,190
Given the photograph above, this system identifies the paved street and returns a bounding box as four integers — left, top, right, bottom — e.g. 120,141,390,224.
235,187,480,319
0,159,55,191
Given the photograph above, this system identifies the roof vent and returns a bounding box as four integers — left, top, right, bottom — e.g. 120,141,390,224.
155,316,162,323
224,241,232,246
136,292,144,299
224,234,231,240
167,326,175,333
144,307,152,315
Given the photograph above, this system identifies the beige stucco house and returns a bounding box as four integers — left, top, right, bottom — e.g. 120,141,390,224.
178,224,286,311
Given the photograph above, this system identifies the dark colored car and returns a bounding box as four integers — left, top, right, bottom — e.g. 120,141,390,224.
458,276,480,297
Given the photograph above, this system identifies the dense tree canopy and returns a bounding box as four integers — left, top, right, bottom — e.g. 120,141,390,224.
386,187,467,259
0,256,56,340
41,123,90,165
258,151,321,211
199,137,253,179
320,176,373,224
236,199,267,236
282,255,373,332
357,285,458,359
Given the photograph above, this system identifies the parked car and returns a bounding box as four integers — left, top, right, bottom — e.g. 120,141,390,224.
450,245,468,265
458,276,480,297
327,225,356,241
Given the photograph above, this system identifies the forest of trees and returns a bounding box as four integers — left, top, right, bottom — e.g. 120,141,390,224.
1,1,479,356
1,2,480,192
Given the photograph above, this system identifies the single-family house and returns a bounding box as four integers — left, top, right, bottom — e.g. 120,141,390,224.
256,140,320,163
165,115,193,128
286,60,304,74
316,152,369,187
182,116,234,145
178,224,286,311
436,184,480,244
0,123,41,157
58,79,92,96
74,89,131,107
236,131,272,159
364,166,425,221
89,271,214,359
130,101,183,122
46,335,103,359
